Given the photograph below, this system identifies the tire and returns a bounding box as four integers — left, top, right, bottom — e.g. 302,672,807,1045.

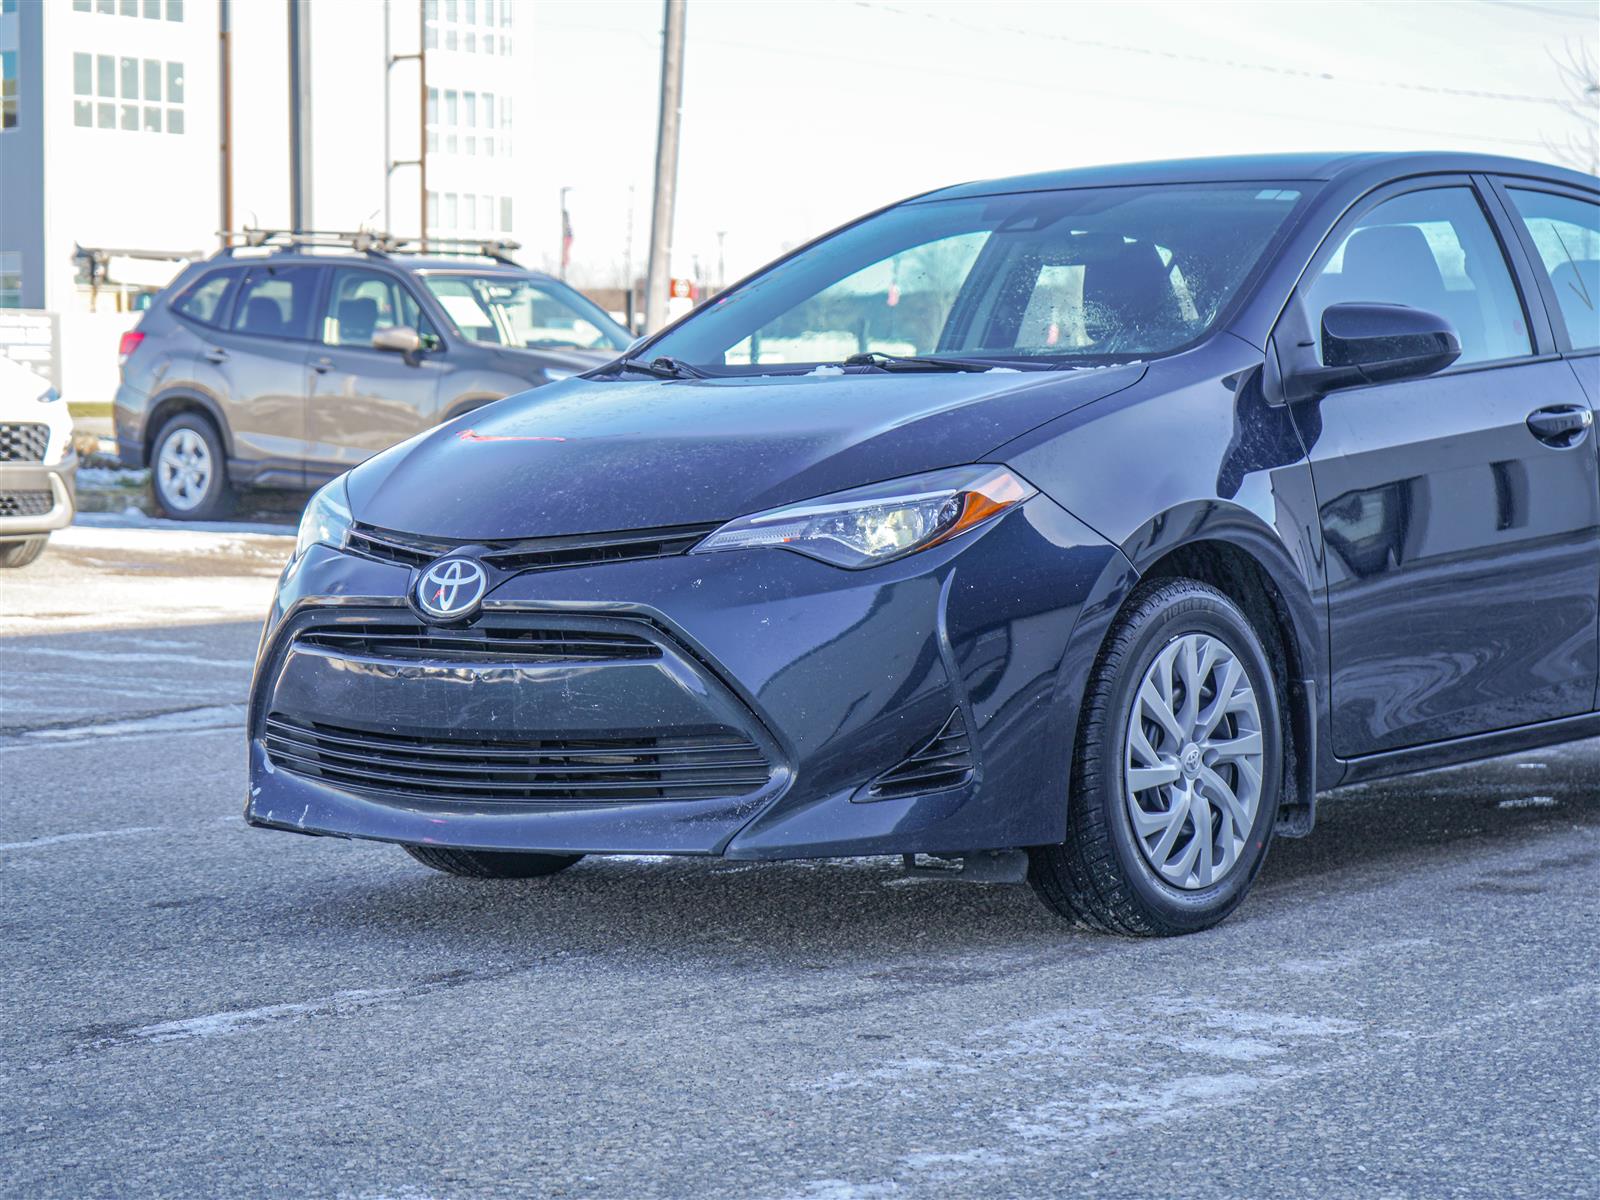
1029,578,1282,936
150,412,235,520
402,844,583,879
0,535,48,568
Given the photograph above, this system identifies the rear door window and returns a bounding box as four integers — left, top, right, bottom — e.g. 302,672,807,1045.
1504,188,1600,351
230,265,322,341
172,269,239,326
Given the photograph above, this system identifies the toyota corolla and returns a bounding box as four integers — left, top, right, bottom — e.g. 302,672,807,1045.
247,152,1599,935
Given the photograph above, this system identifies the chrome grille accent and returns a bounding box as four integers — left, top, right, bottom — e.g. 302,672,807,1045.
295,620,660,662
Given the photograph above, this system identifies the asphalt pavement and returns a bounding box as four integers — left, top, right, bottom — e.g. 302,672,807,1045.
2,526,1597,1199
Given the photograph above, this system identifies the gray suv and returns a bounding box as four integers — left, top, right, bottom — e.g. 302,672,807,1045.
114,232,633,519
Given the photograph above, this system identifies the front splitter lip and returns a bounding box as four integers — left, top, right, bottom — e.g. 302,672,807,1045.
244,740,787,856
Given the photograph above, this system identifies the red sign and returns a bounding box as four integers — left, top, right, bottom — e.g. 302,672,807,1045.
669,278,697,300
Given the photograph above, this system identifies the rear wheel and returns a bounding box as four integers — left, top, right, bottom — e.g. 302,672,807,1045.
0,535,48,568
151,412,234,520
402,844,584,879
1029,578,1281,936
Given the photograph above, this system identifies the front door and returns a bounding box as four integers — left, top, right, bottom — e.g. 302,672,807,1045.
305,267,446,482
1286,180,1600,757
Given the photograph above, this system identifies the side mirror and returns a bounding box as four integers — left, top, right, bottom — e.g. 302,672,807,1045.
372,326,423,355
1283,303,1461,401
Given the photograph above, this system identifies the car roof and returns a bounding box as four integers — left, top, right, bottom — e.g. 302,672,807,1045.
917,151,1599,201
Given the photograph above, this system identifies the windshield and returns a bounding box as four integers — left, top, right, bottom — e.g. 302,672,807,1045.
646,183,1309,372
421,274,632,352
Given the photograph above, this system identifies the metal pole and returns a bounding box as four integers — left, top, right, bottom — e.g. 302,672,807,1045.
643,0,686,334
418,1,428,249
218,0,232,241
382,0,390,233
287,0,313,230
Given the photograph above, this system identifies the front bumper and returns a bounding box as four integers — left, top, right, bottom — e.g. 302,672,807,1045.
245,496,1135,859
0,453,78,537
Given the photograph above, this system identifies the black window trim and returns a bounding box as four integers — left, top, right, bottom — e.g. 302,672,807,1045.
314,264,449,354
1274,172,1557,380
1482,173,1600,359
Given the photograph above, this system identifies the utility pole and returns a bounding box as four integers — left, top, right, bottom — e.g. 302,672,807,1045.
287,0,313,231
218,0,232,241
388,2,428,245
643,0,686,334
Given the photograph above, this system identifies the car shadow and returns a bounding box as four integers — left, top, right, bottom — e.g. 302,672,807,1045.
302,737,1599,961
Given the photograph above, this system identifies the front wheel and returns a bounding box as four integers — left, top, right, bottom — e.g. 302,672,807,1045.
402,845,584,879
0,535,48,568
1029,578,1282,936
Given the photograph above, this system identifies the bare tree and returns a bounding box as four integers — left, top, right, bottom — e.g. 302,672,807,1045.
1546,39,1599,175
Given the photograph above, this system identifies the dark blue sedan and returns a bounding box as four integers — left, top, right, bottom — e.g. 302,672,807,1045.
247,152,1600,935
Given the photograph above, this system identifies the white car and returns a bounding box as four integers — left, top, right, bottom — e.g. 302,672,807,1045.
0,357,77,567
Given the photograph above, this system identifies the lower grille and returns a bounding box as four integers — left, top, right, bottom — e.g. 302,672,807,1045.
296,620,659,662
0,490,53,518
868,709,975,798
345,520,718,574
0,424,49,463
263,714,772,804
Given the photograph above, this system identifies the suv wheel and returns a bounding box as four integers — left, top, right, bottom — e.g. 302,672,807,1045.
0,536,49,568
1029,579,1282,936
403,845,584,879
151,413,234,520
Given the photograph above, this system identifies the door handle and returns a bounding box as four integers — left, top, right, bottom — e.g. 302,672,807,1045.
204,348,228,364
1526,405,1594,448
312,356,333,374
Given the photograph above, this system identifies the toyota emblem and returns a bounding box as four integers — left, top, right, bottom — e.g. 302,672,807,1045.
415,557,488,621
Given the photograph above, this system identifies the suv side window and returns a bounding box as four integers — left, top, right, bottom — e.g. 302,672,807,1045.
172,269,239,326
1504,188,1599,351
230,265,321,340
322,268,440,349
1304,187,1530,366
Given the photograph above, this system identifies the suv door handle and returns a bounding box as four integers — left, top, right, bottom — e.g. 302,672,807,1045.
312,356,333,374
204,348,228,364
1526,405,1594,448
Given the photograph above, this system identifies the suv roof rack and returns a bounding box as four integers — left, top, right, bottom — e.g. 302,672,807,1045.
217,228,523,265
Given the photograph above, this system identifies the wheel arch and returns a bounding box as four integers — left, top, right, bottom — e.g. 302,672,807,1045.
1117,511,1329,836
142,390,235,465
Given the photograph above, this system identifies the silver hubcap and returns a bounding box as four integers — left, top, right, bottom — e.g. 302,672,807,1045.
157,428,213,511
1124,632,1264,890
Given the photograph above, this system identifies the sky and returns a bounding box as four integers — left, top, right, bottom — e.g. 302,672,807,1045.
515,0,1599,289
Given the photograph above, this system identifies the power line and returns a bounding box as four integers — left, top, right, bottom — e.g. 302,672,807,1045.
853,0,1573,107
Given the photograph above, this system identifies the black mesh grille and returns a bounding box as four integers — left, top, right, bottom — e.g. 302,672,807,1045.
263,714,772,804
0,490,53,517
345,521,717,574
868,709,975,798
296,620,659,662
0,424,49,463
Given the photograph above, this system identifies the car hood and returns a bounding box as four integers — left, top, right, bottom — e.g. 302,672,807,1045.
346,364,1147,540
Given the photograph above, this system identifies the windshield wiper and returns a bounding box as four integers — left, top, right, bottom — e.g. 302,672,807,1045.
608,355,707,379
843,352,1015,373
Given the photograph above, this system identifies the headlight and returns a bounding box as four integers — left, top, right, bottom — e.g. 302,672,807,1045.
295,476,353,560
693,465,1036,569
37,385,62,404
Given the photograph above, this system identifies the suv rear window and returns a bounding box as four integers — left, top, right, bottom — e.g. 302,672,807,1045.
172,269,239,326
231,266,321,341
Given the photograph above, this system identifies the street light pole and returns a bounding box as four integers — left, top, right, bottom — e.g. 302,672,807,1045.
643,0,686,334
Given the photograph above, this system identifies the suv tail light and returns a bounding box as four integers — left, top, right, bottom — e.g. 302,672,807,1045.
118,330,145,366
